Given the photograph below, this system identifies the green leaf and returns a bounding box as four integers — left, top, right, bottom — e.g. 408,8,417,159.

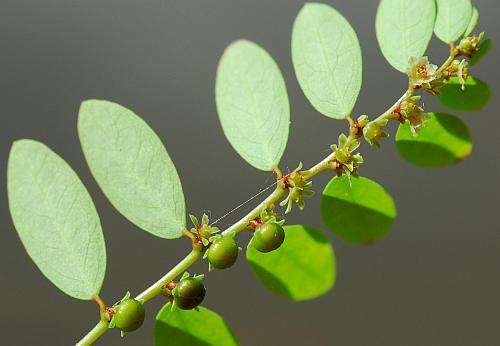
395,112,472,167
215,40,290,171
438,77,490,111
469,38,491,66
246,225,335,301
321,176,396,244
464,7,479,37
154,305,238,346
78,100,186,239
292,3,362,119
434,0,473,43
7,140,106,300
375,0,436,73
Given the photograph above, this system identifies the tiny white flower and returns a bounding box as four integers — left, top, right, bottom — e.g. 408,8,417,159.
407,56,438,86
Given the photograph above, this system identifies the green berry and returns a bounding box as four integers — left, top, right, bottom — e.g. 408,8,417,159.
253,223,285,253
113,299,145,332
173,277,206,310
207,236,239,269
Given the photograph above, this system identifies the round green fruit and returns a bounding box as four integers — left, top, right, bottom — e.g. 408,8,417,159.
113,299,145,332
253,223,285,253
173,277,206,310
207,236,239,269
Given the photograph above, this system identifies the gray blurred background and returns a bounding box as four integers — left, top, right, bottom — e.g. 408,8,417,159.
1,0,498,345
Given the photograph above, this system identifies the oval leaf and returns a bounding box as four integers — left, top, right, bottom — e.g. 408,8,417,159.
292,3,362,119
434,0,473,43
215,40,290,171
438,77,490,111
469,38,491,66
375,0,436,73
321,176,396,244
7,140,106,300
395,112,472,167
464,6,479,37
154,305,238,346
246,225,335,301
78,100,186,239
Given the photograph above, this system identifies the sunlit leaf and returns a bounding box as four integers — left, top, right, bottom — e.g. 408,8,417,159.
464,7,479,37
434,0,473,43
395,112,472,167
375,0,436,73
215,40,290,171
7,140,106,300
438,77,490,111
78,100,185,239
469,38,491,66
321,175,396,244
246,225,335,301
154,305,238,346
292,3,362,119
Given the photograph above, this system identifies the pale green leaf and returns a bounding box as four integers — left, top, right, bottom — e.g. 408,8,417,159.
438,77,490,111
434,0,473,43
246,225,335,301
375,0,436,73
215,40,290,171
292,3,362,119
154,305,238,346
464,7,479,37
321,176,396,244
396,112,472,167
7,140,106,300
78,100,185,239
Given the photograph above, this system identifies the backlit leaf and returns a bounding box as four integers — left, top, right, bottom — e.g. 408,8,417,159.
246,225,335,301
438,77,490,111
7,140,106,300
78,100,185,239
395,112,472,167
292,3,362,119
154,305,238,346
321,175,396,244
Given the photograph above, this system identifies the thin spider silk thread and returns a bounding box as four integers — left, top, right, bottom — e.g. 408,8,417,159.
210,181,277,227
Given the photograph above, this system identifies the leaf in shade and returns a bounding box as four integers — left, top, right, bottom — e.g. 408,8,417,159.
7,140,106,300
321,175,396,244
78,100,186,239
292,3,362,119
395,112,472,167
438,77,490,111
469,38,491,66
375,0,436,73
434,0,473,43
215,40,290,171
154,305,238,346
246,225,335,301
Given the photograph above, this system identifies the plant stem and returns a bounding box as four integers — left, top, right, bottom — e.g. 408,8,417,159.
76,49,459,346
76,320,109,346
136,249,203,303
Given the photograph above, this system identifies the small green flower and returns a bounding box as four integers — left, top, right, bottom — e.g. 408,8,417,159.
363,119,389,147
188,213,220,246
407,56,438,87
457,32,484,57
398,97,428,136
279,162,314,214
330,133,364,174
